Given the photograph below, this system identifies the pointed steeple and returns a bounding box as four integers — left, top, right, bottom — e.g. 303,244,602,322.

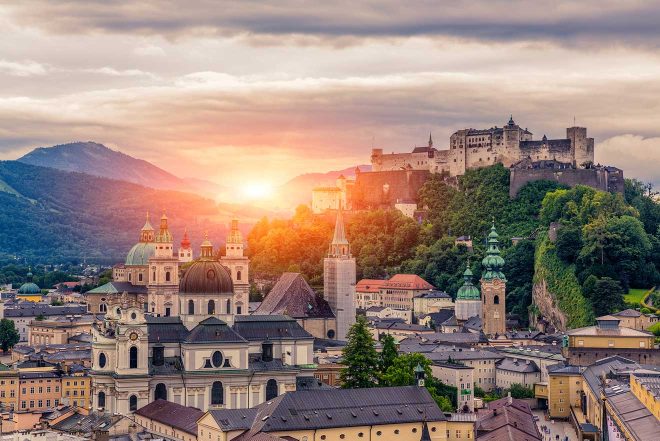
329,208,350,257
140,212,155,242
180,228,191,249
481,220,506,281
428,132,433,148
155,212,173,243
508,115,515,126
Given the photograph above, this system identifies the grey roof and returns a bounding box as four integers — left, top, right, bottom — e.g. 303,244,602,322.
255,273,334,319
4,304,87,318
421,310,454,327
506,331,543,340
366,306,386,312
146,316,189,343
371,321,431,332
415,290,451,299
207,408,259,431
496,358,540,373
185,317,247,344
85,281,148,295
212,386,445,435
613,309,643,318
419,331,488,345
476,397,541,441
135,399,204,435
427,348,503,362
605,388,660,440
51,412,118,433
547,363,582,375
463,316,482,331
582,356,640,397
233,315,313,341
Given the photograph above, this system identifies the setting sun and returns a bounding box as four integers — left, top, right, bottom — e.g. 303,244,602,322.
241,182,274,200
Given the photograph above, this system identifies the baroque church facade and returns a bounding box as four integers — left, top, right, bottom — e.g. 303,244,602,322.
90,214,316,415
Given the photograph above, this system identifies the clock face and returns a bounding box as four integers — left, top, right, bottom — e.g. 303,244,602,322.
129,332,139,341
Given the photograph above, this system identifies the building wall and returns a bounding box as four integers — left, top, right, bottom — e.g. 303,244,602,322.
28,320,91,346
323,257,356,341
458,358,498,392
547,373,582,419
509,167,624,197
481,279,506,337
414,296,454,316
495,367,540,389
298,317,337,340
18,376,61,411
431,365,475,412
62,374,91,408
135,414,197,441
630,375,660,420
0,373,18,410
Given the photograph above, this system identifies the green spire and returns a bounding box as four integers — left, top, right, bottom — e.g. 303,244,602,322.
481,220,506,281
456,260,480,300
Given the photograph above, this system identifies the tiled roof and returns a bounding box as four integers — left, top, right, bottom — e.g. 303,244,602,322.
135,399,204,435
185,317,246,344
233,315,313,341
255,273,334,319
606,388,660,440
52,412,118,433
567,324,652,337
146,316,189,343
4,304,87,318
476,397,541,441
85,281,147,295
496,358,540,373
613,309,642,318
207,408,259,431
383,274,434,290
355,279,387,293
415,290,451,299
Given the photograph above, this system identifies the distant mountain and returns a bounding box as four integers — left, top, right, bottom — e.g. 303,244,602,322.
18,142,225,197
275,164,371,207
0,161,273,264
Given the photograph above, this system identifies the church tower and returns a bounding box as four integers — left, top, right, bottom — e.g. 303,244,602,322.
220,219,249,315
147,213,180,317
178,229,193,262
454,262,482,322
323,209,356,340
480,221,507,336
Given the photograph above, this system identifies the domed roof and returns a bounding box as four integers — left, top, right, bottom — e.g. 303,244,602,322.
125,242,156,266
481,222,506,281
180,260,233,294
456,265,480,300
18,282,41,295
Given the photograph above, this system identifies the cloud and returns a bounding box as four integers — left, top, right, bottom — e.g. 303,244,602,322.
0,59,48,76
597,135,660,186
4,1,660,48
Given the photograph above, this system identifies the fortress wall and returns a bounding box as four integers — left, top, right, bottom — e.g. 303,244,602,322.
509,168,624,197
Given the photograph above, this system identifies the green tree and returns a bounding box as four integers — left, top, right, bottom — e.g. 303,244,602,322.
556,226,582,263
0,319,20,353
507,383,535,399
590,277,625,316
340,316,380,389
379,334,398,373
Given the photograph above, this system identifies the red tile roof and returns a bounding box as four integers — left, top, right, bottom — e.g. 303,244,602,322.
383,274,434,290
355,279,388,293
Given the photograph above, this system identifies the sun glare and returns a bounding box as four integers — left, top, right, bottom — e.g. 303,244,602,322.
241,182,274,200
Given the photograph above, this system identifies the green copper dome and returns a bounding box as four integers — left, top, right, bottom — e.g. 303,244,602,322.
125,242,156,266
18,282,41,295
481,222,506,281
456,265,480,300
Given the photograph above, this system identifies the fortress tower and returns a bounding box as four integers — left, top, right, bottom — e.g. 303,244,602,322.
480,221,507,337
323,209,356,340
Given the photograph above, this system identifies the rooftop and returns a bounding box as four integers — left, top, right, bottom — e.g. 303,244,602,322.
135,399,204,435
383,274,434,290
255,273,335,319
476,397,541,441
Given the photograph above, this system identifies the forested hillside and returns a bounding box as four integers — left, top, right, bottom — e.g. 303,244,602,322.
0,161,268,263
248,164,660,326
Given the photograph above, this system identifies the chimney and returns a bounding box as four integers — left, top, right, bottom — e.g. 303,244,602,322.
507,392,512,405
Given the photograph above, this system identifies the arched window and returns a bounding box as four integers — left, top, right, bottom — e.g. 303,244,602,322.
188,299,194,315
266,379,278,401
129,395,138,412
165,271,171,282
138,273,143,282
154,383,167,401
128,273,132,282
494,295,500,305
236,270,242,281
99,303,107,313
98,353,107,368
208,300,215,315
153,271,156,281
226,299,231,315
129,346,138,369
98,391,105,408
211,381,223,405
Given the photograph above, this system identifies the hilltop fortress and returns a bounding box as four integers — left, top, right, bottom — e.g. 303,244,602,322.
371,116,594,176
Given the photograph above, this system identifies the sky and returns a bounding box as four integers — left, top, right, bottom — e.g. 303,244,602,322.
1,0,659,194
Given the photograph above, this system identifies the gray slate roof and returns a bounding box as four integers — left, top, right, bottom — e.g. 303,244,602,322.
185,317,246,344
4,304,87,318
496,358,540,373
233,315,313,341
135,399,204,435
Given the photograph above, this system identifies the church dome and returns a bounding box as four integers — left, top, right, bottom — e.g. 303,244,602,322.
125,242,156,266
456,266,480,300
180,260,233,294
18,282,41,295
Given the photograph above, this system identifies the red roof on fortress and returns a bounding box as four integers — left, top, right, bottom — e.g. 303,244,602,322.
355,279,388,293
383,274,434,290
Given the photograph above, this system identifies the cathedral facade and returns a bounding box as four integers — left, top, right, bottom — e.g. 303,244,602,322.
91,215,315,415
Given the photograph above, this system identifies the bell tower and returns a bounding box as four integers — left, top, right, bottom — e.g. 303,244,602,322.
480,221,507,337
147,213,180,317
220,219,249,315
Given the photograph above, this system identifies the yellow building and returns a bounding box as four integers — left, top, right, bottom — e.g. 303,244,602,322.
546,364,583,419
197,386,474,441
0,364,18,411
135,399,203,441
563,316,657,366
630,373,660,421
16,277,44,303
28,315,93,346
61,367,91,409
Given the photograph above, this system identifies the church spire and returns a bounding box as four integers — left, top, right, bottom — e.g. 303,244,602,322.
227,219,243,244
155,212,173,243
428,132,433,148
180,228,191,249
481,220,506,281
329,208,350,257
140,211,155,242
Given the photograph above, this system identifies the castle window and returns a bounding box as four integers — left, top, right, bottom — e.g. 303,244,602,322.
129,395,138,412
211,381,223,405
226,299,232,314
208,300,215,315
154,383,167,401
188,300,195,315
236,270,242,281
165,271,171,282
266,379,278,401
129,346,138,369
97,391,105,408
494,295,500,305
98,353,106,368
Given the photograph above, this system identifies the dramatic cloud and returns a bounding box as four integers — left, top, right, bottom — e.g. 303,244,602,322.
598,135,660,187
0,1,658,197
